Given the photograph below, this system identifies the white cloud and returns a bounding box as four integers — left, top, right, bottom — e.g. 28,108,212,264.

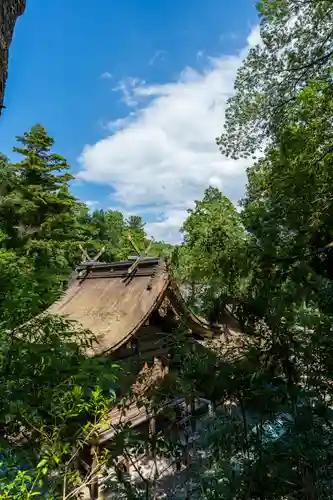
101,71,113,79
145,208,190,244
85,200,100,211
246,25,262,47
78,26,260,242
106,113,136,133
111,77,146,107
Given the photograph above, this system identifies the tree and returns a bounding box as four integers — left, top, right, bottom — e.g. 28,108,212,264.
173,187,248,319
1,125,80,246
199,1,333,498
0,125,88,322
218,0,333,159
87,209,126,261
0,315,119,499
150,239,173,259
126,215,145,234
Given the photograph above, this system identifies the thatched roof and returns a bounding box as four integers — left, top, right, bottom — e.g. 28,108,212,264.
48,258,169,356
47,258,241,356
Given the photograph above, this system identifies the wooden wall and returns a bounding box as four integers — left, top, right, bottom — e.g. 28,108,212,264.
111,301,178,366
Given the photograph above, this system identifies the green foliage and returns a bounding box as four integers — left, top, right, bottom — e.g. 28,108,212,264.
0,125,88,324
2,124,80,247
173,186,249,318
187,1,333,498
155,2,333,499
5,6,333,492
87,208,127,260
218,0,333,158
150,239,173,259
0,315,119,498
121,215,147,259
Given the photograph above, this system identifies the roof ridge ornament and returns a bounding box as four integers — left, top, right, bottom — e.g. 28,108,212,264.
79,244,105,265
78,244,105,279
127,232,153,275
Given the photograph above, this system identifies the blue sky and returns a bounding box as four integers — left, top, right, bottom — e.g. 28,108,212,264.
0,0,258,242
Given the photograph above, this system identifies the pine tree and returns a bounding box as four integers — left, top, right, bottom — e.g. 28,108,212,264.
0,125,87,321
3,124,80,245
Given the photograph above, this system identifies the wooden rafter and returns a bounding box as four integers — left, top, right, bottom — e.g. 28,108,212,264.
79,244,90,262
127,233,153,274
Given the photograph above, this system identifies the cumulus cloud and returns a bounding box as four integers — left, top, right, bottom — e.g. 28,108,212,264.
78,26,260,242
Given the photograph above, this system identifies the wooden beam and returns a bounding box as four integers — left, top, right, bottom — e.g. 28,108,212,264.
127,255,141,274
92,246,105,262
128,232,141,255
79,244,91,262
144,239,153,256
127,233,154,274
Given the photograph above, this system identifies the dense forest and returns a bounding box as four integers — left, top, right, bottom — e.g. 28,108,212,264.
1,0,333,498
